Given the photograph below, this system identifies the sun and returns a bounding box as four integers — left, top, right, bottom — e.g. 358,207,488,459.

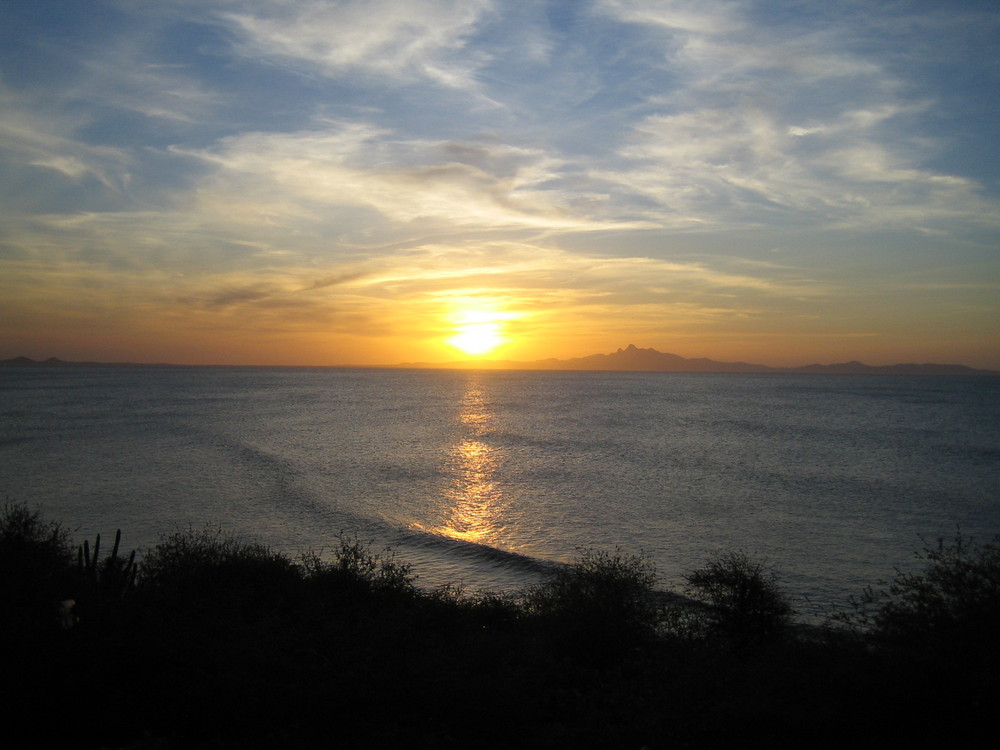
447,322,504,356
444,303,516,357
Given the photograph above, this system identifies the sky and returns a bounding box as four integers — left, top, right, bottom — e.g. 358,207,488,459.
1,0,998,368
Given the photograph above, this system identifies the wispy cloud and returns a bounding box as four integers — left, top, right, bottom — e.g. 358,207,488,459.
177,123,656,233
217,0,495,88
0,88,132,191
591,1,998,233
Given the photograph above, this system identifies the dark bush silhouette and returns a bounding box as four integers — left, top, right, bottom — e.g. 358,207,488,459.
525,548,661,656
684,549,792,644
140,524,292,583
137,525,302,628
844,533,1000,662
299,533,416,606
0,501,75,627
4,504,996,748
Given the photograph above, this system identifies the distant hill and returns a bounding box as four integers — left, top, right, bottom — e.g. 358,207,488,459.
400,344,999,375
485,345,771,373
4,348,997,375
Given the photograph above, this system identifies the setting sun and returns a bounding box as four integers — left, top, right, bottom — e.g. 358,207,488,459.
448,323,504,355
443,303,519,357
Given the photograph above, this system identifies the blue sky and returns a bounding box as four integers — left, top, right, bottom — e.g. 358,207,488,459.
1,0,998,366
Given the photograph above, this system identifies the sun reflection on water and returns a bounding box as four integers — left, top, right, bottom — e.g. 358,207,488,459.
432,379,513,547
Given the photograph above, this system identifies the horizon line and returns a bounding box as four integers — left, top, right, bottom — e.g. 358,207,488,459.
3,347,997,375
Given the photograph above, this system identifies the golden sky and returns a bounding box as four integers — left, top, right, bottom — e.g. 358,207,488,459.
2,1,998,368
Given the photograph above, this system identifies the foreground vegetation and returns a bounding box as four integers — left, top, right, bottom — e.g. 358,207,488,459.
3,503,997,749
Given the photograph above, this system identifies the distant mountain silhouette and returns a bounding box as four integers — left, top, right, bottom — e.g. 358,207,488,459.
4,348,996,375
400,344,998,375
509,345,771,373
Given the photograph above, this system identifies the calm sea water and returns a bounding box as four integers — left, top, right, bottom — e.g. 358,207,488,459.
2,365,998,617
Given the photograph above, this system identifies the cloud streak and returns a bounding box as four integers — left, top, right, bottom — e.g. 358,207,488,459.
218,0,495,88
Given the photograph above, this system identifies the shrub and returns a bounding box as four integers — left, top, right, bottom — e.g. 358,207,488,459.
299,534,416,605
526,548,661,655
845,533,1000,662
142,525,292,579
138,525,300,627
0,502,75,619
684,550,792,645
465,589,524,626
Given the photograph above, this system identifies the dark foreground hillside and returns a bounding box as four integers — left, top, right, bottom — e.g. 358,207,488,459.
2,503,997,749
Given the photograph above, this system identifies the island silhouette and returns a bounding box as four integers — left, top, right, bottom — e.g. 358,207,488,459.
400,344,998,375
3,345,997,375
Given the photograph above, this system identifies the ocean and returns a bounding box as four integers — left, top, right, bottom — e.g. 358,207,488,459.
2,365,998,619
